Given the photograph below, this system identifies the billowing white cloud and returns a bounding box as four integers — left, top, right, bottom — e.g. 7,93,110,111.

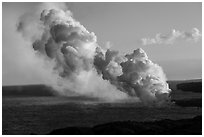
17,3,172,106
140,28,202,45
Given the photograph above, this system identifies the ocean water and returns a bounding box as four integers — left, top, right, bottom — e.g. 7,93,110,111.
2,96,202,135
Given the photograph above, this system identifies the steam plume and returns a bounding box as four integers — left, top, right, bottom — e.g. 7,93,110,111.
17,3,171,105
141,28,201,45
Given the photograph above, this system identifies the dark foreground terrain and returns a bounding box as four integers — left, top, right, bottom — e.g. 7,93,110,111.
48,115,201,135
2,79,202,135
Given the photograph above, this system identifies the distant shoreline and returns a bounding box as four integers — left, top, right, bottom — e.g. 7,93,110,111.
3,79,202,97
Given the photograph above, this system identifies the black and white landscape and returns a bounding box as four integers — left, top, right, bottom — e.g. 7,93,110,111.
2,2,202,135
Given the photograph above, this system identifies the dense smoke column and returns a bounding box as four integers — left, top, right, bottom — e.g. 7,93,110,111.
17,7,171,105
34,9,98,77
94,48,171,105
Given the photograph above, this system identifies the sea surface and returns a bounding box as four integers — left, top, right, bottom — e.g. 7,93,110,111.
2,96,202,135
